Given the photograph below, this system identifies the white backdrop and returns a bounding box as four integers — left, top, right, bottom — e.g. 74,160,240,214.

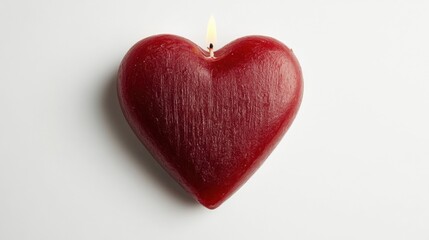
1,0,428,239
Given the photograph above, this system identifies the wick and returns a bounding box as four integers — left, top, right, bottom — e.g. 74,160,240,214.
208,43,214,58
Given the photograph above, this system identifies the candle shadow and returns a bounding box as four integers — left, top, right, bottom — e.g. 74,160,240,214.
101,71,198,208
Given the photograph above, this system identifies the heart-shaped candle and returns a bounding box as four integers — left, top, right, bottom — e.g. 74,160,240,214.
118,21,303,209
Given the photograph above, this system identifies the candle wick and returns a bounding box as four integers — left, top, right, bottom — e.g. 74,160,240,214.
208,43,214,58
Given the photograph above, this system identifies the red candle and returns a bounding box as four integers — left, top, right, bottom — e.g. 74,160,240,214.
118,18,303,209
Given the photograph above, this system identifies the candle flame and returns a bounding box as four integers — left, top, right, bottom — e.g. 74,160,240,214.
206,15,217,48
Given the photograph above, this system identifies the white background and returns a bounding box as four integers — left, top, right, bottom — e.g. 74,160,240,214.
1,0,428,239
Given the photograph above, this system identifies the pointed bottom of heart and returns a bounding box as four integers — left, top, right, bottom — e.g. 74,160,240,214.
183,182,239,209
163,160,265,210
198,197,226,210
196,192,227,210
192,183,240,209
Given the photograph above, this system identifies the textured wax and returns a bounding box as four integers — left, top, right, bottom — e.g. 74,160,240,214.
118,34,303,209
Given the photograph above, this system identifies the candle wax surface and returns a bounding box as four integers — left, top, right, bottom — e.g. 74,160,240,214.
118,34,303,209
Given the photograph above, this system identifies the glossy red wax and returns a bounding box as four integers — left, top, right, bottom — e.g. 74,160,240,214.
118,34,303,209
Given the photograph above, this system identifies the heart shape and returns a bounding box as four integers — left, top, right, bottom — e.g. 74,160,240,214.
118,34,303,209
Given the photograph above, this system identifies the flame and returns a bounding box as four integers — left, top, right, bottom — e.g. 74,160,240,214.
206,15,217,48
